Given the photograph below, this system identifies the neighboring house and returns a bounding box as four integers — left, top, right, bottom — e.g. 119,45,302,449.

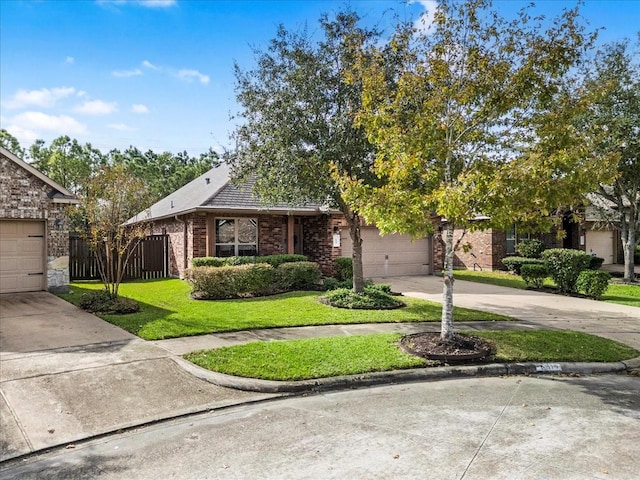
435,207,622,271
0,146,78,293
128,163,434,278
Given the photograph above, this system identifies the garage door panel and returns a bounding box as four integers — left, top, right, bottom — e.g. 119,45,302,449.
341,227,431,277
585,230,614,265
0,220,45,293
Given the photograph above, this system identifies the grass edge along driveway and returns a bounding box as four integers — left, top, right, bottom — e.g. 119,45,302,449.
185,330,640,381
60,279,511,340
453,270,640,308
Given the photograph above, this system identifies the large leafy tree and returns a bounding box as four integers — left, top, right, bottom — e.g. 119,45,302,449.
108,147,219,204
581,39,640,282
28,136,106,195
0,129,25,157
232,10,384,292
338,0,615,340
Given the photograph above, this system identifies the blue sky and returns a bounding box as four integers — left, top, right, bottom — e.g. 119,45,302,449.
1,0,638,157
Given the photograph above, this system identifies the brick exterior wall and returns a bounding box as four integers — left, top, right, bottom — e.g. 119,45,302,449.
301,214,343,276
258,215,286,255
0,152,72,292
151,211,344,278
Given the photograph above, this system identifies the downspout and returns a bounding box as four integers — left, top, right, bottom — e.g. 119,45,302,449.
175,215,188,276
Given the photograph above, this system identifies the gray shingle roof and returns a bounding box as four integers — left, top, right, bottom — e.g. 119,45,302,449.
127,162,327,224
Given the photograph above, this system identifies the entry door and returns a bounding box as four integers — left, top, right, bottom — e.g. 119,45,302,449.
0,221,45,293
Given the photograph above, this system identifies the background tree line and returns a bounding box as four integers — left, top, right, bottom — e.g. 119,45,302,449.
0,130,218,205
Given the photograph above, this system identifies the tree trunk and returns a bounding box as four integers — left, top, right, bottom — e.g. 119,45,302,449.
621,219,637,283
441,223,455,341
348,212,365,293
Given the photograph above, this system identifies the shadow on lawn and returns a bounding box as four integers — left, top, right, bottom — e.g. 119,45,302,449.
61,281,174,337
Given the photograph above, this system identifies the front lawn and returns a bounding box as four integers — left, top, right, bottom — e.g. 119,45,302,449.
185,330,639,381
60,279,511,340
454,270,640,307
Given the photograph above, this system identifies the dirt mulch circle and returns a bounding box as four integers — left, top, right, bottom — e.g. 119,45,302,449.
400,332,494,363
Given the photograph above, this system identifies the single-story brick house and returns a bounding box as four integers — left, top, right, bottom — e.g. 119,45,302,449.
435,209,622,271
0,146,78,293
128,163,435,278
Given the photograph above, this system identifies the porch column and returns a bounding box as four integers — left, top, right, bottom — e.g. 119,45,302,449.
287,216,295,254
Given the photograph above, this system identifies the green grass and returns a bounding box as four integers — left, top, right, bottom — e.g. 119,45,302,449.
60,279,511,340
185,330,639,381
186,334,425,381
454,270,640,307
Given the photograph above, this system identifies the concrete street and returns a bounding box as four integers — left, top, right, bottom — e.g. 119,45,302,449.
0,275,638,473
1,375,639,480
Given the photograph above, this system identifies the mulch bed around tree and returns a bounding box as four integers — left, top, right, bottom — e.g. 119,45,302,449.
400,332,494,363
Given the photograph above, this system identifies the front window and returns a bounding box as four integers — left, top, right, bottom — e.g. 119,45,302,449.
215,218,258,257
506,224,530,255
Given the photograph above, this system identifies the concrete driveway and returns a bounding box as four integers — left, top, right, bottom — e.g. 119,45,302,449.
378,276,640,350
0,292,274,461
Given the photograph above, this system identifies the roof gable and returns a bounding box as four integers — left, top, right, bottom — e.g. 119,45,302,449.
0,146,78,203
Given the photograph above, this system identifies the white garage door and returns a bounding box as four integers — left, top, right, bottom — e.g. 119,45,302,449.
341,227,431,277
0,221,45,294
585,230,615,265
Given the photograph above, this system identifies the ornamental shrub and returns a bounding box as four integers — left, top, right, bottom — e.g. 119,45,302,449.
275,261,321,290
576,270,611,299
502,257,544,275
635,245,640,264
589,256,604,270
192,254,307,268
516,239,546,259
542,248,592,294
520,263,548,289
186,263,275,299
320,286,405,309
335,257,353,281
79,290,140,314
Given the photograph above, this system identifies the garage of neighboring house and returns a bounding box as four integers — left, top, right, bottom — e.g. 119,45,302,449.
585,229,615,265
0,146,78,294
341,226,433,277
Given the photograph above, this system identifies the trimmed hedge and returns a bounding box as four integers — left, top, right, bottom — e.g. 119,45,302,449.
186,263,276,299
502,257,544,275
192,254,308,268
276,262,322,290
516,239,545,259
576,270,611,299
542,248,592,294
335,257,353,281
520,263,548,289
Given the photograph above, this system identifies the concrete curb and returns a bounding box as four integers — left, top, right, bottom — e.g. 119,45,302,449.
173,355,640,394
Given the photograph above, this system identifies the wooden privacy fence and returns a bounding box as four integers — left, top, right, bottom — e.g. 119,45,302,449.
70,234,169,281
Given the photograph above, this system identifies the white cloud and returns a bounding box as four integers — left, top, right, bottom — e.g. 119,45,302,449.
107,123,136,131
8,111,87,136
112,68,143,78
177,69,210,85
74,100,118,115
139,0,176,8
142,60,159,70
97,0,176,8
131,104,149,113
4,87,76,109
65,56,75,64
411,0,438,33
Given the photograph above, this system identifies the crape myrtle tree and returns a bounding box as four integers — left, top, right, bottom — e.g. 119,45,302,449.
338,0,616,340
231,10,386,293
581,39,640,282
81,164,154,297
